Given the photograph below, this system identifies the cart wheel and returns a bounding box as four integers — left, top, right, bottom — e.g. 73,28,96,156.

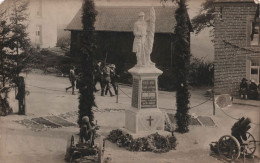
218,135,240,161
65,135,75,162
241,132,256,157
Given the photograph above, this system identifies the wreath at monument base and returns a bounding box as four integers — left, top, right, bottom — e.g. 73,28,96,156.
107,129,177,153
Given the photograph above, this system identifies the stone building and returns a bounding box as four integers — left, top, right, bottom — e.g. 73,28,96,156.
214,0,260,95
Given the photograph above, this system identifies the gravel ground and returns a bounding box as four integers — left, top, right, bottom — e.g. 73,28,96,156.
0,72,259,163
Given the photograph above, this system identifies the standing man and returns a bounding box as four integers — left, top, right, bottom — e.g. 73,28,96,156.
101,65,114,97
93,61,103,92
248,80,258,100
239,78,248,99
15,76,25,115
106,64,118,95
66,66,76,95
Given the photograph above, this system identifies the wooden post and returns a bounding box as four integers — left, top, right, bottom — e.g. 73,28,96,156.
24,75,27,115
116,83,118,103
24,91,26,115
212,90,215,115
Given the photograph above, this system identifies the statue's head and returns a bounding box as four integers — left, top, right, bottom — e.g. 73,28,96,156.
138,12,145,20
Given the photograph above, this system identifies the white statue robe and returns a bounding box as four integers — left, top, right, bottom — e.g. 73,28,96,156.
132,20,147,65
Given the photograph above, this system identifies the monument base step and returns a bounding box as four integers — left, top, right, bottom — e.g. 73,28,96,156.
125,108,165,133
121,127,171,139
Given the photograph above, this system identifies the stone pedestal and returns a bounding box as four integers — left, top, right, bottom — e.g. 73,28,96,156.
124,65,165,136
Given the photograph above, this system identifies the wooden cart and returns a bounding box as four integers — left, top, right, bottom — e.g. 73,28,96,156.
211,132,258,162
65,134,106,163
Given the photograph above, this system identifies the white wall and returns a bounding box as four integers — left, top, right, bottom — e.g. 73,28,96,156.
28,0,83,48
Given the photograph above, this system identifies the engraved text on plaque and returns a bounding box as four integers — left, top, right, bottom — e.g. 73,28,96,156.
141,80,157,108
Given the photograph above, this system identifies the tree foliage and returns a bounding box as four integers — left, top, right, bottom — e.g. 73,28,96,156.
162,0,191,133
10,0,31,78
191,0,215,34
0,17,12,88
0,0,31,115
0,0,31,87
77,0,97,127
174,0,191,133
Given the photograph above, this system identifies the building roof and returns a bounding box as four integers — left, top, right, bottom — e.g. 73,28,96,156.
66,6,192,33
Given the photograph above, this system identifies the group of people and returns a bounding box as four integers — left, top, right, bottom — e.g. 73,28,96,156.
94,61,118,97
65,62,118,97
239,78,259,100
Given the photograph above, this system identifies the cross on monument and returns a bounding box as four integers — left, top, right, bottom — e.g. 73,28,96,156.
147,116,154,126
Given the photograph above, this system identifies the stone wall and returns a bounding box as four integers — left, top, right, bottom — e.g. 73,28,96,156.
214,1,257,95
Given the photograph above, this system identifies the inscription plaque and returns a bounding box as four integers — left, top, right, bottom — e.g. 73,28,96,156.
142,80,156,91
131,79,139,108
141,80,157,108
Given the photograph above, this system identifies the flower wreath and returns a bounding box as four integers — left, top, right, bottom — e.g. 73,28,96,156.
107,130,177,153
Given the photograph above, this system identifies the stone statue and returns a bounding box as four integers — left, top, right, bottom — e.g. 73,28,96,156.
132,7,156,66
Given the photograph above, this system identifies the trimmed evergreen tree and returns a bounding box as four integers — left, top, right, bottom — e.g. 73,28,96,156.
161,0,191,132
77,0,97,127
173,0,191,133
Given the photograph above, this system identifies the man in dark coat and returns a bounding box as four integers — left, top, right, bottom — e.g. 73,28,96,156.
101,65,114,97
239,78,248,99
66,66,76,95
16,76,25,115
105,64,118,95
248,80,258,100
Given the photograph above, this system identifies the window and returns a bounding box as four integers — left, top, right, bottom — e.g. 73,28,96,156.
36,25,41,36
36,30,40,36
250,22,260,46
36,0,42,17
250,60,260,84
251,61,260,66
35,25,42,47
251,68,258,74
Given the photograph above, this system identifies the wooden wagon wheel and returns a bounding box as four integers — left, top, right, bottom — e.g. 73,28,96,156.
65,135,75,162
69,135,76,163
218,135,241,161
241,132,256,157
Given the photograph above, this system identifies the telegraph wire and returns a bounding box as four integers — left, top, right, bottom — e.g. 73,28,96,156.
217,104,260,126
190,98,212,109
118,86,132,99
27,84,68,92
